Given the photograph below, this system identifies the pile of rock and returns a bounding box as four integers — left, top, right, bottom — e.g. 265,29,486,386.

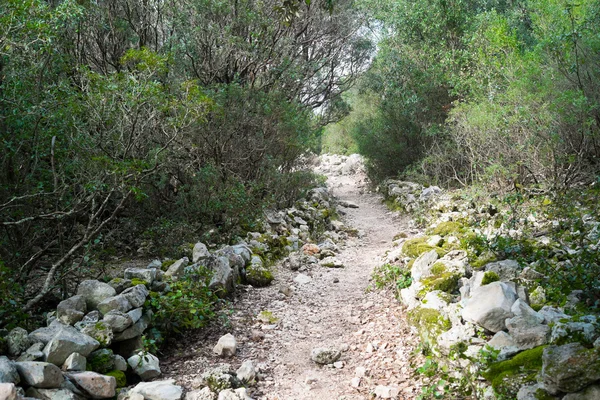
314,154,365,176
388,188,600,399
380,180,442,212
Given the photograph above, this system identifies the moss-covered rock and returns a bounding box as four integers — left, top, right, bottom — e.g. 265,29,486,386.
402,237,446,258
161,259,176,271
481,271,500,286
431,221,464,237
130,278,148,287
246,255,274,287
105,370,126,387
407,306,452,350
418,262,461,296
470,251,498,270
482,346,546,398
87,349,115,374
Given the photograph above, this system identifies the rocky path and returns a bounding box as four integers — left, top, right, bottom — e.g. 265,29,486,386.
162,160,423,399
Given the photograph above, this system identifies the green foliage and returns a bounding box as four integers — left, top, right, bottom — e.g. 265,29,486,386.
147,268,218,341
482,346,547,397
371,263,413,296
0,261,29,329
105,370,127,388
481,271,500,285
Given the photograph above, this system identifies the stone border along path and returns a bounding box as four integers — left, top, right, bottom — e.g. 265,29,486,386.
162,156,426,400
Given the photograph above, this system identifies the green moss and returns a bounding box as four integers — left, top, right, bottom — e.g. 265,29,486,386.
402,237,446,258
482,346,547,397
394,232,409,240
106,370,126,387
257,310,279,324
420,271,461,296
481,271,500,285
111,278,123,283
130,278,148,287
470,251,497,270
161,259,176,271
431,221,463,237
246,263,274,287
430,262,447,275
87,349,114,374
407,307,452,349
533,388,555,400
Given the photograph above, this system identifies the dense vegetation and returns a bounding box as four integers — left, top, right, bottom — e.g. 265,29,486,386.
0,0,371,322
327,0,600,187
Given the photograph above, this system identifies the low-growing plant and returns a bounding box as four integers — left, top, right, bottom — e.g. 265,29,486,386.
371,263,413,297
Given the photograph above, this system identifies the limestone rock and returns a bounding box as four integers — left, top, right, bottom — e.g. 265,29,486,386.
7,327,31,357
16,342,45,362
67,371,116,399
506,316,550,350
29,321,71,345
338,200,359,208
15,361,64,388
462,281,517,332
97,295,132,315
121,285,148,309
77,280,116,310
207,256,235,295
541,343,600,394
114,355,127,372
193,242,211,263
516,384,555,400
80,321,113,348
487,331,520,360
127,352,161,380
43,327,100,365
438,324,475,352
538,306,569,324
511,299,545,324
87,349,115,374
563,385,600,400
103,310,133,333
127,308,143,324
165,258,189,279
374,385,399,399
217,388,251,400
198,364,238,392
0,383,17,400
410,250,439,281
484,259,521,281
25,387,81,400
124,268,157,284
245,256,273,287
213,334,237,357
0,357,19,384
108,278,133,294
131,379,183,400
62,353,86,372
319,257,344,268
235,360,256,384
114,311,151,342
550,319,598,346
293,273,312,285
310,347,341,365
57,296,87,326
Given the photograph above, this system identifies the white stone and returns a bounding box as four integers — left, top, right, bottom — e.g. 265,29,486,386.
186,387,216,400
67,371,116,399
128,352,161,380
374,385,399,399
213,334,237,357
410,250,438,281
15,362,64,388
311,347,341,364
62,353,86,372
77,280,116,310
131,379,183,400
0,383,17,400
236,360,256,384
462,282,517,332
165,258,189,278
293,274,312,285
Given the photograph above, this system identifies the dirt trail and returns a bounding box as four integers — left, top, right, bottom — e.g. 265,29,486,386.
163,162,422,399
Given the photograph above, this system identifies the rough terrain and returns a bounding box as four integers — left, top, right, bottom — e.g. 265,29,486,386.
161,158,423,399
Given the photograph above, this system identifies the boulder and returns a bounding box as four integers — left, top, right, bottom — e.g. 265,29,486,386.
0,383,17,400
131,379,183,400
108,278,133,294
103,310,133,333
127,352,161,380
77,280,116,310
438,324,475,352
462,281,517,332
165,258,189,279
57,296,87,326
310,347,341,365
193,243,211,263
538,306,569,325
550,320,598,346
319,257,344,268
213,334,237,357
114,311,151,342
97,295,132,315
197,364,238,392
511,299,545,324
80,321,113,347
541,343,600,394
235,360,256,384
7,327,31,357
124,268,157,284
127,308,143,324
114,355,127,371
87,349,115,374
62,353,86,372
506,316,550,350
25,387,81,400
0,357,19,384
29,321,71,345
43,327,100,365
15,362,64,388
410,250,439,281
67,371,116,399
487,331,520,360
230,244,252,264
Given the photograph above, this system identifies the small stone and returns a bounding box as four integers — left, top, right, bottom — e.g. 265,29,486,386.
293,274,312,285
124,268,157,284
250,330,265,342
338,200,359,208
103,310,134,333
235,360,256,384
43,327,100,365
351,377,361,388
319,256,344,268
186,387,216,400
310,347,341,365
213,334,237,357
80,321,113,348
333,361,344,369
355,366,367,377
16,342,45,362
56,295,87,326
374,385,399,399
97,295,132,315
114,355,127,371
193,243,211,263
0,357,19,384
164,258,189,279
128,352,161,381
